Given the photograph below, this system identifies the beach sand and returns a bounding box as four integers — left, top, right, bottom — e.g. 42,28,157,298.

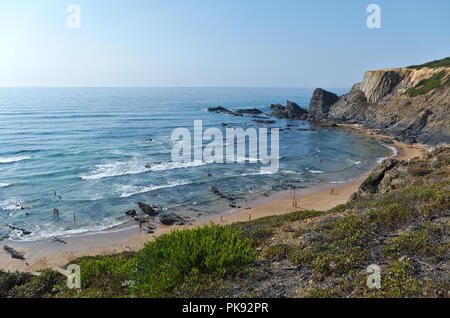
0,132,427,272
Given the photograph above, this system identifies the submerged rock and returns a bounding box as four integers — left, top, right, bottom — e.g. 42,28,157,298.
210,186,236,201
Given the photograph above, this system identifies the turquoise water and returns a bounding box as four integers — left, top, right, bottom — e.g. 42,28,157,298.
0,87,391,240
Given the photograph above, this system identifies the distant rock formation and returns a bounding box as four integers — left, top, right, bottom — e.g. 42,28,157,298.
207,106,233,114
308,88,339,121
235,108,263,115
269,100,308,120
308,61,450,145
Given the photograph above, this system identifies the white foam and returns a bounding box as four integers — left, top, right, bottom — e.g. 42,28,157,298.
0,183,10,188
81,160,207,180
377,144,398,163
117,180,191,198
9,217,127,241
282,170,303,175
0,156,30,164
0,198,24,211
307,170,324,174
146,160,206,172
80,160,149,180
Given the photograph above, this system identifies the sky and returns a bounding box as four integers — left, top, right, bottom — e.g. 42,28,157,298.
0,0,449,87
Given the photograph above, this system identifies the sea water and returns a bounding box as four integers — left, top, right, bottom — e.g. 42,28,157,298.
0,87,391,240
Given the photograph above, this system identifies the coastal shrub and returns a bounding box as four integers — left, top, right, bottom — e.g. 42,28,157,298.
262,243,294,261
407,57,450,69
234,210,323,246
131,225,256,297
66,253,136,296
0,270,34,297
8,270,64,298
406,70,446,97
383,222,448,262
362,259,422,297
288,182,449,277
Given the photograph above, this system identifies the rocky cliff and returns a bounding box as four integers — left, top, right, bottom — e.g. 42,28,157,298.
309,58,450,145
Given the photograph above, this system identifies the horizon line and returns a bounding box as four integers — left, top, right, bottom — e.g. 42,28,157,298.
0,85,350,89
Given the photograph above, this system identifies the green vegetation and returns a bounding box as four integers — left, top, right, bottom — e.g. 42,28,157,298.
132,225,256,297
358,95,368,105
262,243,294,261
407,57,450,69
0,270,64,298
233,210,323,246
383,222,448,262
406,70,446,97
63,253,136,297
288,182,449,279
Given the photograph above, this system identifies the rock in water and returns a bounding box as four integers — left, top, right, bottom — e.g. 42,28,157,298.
308,88,339,121
210,186,236,201
235,108,263,114
137,202,162,216
269,100,308,120
207,106,233,114
7,225,32,235
125,209,137,217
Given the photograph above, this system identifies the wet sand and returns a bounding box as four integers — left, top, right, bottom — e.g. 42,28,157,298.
0,133,427,272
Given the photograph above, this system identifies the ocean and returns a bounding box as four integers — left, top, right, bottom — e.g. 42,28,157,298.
0,87,392,241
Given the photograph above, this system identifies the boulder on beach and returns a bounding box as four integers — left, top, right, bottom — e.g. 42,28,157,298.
159,213,187,226
3,245,25,260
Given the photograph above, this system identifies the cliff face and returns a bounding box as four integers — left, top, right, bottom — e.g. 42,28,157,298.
309,64,450,145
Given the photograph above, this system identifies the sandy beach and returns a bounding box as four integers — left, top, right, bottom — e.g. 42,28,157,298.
0,132,427,273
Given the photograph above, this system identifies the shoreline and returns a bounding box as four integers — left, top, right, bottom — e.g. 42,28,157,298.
0,130,427,272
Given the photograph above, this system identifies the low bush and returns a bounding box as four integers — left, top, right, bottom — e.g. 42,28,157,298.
132,225,256,297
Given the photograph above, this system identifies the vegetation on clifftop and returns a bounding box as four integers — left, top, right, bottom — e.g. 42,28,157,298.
407,56,450,69
406,70,447,97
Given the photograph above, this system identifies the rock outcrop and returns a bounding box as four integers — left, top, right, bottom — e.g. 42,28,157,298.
137,202,162,216
269,100,308,120
308,88,339,121
159,213,187,226
360,70,401,103
309,62,450,145
235,108,263,115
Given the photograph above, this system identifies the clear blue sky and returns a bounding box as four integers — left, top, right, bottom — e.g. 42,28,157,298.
1,0,449,87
